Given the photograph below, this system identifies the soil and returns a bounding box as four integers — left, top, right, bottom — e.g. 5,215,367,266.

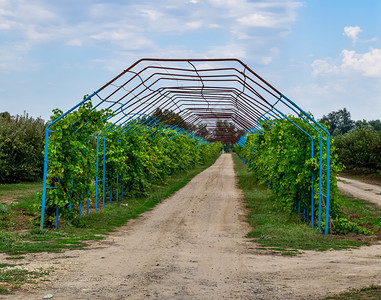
337,176,381,207
3,154,381,299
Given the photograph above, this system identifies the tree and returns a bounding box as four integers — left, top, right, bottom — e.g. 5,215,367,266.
151,108,193,131
334,127,381,170
194,123,210,139
355,119,371,129
0,111,47,182
368,120,381,131
209,120,244,144
319,108,355,135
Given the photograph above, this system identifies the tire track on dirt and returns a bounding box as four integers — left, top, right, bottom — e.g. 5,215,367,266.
337,176,381,207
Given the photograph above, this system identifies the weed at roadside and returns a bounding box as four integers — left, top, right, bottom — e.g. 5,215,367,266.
0,267,49,294
325,285,381,299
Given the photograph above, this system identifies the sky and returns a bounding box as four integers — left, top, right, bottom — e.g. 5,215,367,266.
0,0,380,122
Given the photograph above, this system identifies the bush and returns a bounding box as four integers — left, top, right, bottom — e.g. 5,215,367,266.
334,127,381,170
0,112,46,183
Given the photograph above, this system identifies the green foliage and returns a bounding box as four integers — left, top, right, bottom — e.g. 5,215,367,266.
0,112,46,183
233,154,365,251
319,107,355,135
44,101,111,226
332,216,372,235
43,102,221,227
210,120,245,144
235,116,367,234
334,127,381,170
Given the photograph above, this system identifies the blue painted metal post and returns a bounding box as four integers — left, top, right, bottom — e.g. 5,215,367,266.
79,195,82,217
307,206,309,224
95,135,99,212
116,138,119,203
103,138,106,210
70,178,73,211
55,176,61,228
116,174,119,203
110,185,112,204
311,139,314,228
55,207,59,228
40,128,51,228
87,191,90,215
318,137,323,232
325,137,331,235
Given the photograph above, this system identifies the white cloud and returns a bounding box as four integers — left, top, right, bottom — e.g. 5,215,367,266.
0,42,37,72
262,56,272,64
67,39,82,47
184,21,203,30
90,30,155,50
311,48,381,78
0,0,302,72
140,9,162,21
14,3,57,22
311,59,339,77
0,23,10,29
341,48,381,77
364,37,378,43
343,26,362,44
261,47,280,65
231,30,251,40
237,13,280,28
209,24,220,29
207,44,247,59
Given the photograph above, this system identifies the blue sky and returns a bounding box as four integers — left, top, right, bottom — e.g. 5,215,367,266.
0,0,380,121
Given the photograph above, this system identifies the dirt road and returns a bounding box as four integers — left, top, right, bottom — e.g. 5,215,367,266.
337,176,381,207
7,154,381,299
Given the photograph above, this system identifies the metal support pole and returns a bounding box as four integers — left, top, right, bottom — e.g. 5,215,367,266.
95,135,99,212
103,138,106,210
40,128,50,229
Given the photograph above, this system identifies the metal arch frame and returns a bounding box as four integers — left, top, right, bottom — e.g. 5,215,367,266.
40,58,331,235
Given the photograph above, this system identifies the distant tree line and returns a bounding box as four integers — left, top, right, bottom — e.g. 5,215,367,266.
152,108,244,144
0,112,46,183
319,108,381,171
319,108,381,135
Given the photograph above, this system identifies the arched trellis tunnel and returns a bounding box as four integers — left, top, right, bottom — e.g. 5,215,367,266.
41,58,331,235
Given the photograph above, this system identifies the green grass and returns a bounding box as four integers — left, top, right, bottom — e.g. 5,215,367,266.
340,169,381,185
325,285,381,299
0,157,218,256
0,267,49,294
233,154,370,252
0,264,16,269
0,182,41,198
5,256,25,260
340,195,381,232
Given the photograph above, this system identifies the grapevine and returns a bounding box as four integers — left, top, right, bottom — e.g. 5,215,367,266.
42,102,221,226
236,116,370,234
